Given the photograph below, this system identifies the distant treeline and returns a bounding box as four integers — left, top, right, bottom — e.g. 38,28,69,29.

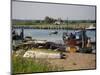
12,16,96,25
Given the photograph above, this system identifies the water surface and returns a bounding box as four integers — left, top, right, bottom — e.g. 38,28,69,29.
14,29,96,44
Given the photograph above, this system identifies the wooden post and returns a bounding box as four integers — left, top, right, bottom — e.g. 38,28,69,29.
82,28,86,48
82,30,84,48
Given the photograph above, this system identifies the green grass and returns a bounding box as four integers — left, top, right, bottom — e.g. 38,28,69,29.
12,56,62,74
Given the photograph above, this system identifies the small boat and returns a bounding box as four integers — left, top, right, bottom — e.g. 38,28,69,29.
86,25,96,30
23,50,66,59
49,31,58,35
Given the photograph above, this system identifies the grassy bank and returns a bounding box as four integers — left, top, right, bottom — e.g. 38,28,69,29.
12,50,96,74
13,23,95,29
12,56,62,74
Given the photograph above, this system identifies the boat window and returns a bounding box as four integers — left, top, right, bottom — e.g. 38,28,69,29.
75,32,82,40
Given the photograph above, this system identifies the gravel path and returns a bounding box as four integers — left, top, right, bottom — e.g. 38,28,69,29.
48,53,96,70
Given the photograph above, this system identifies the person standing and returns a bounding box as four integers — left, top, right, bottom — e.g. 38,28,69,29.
20,28,24,40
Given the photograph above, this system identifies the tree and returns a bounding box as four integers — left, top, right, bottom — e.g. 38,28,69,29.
44,16,55,24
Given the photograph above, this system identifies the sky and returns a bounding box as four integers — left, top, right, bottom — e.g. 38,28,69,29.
12,1,96,20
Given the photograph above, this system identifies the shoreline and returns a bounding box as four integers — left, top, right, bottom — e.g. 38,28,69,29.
12,23,95,30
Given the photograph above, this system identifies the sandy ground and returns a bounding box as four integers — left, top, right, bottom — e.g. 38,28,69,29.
47,53,96,70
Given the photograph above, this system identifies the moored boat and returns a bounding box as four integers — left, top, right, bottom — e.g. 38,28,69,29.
62,29,95,53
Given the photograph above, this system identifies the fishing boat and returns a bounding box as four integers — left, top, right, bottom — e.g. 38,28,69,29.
62,29,95,53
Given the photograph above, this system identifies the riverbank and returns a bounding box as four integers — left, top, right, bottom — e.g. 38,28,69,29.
12,23,95,30
12,51,96,74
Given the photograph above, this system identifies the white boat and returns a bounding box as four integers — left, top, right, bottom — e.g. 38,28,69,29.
86,25,96,30
23,50,62,59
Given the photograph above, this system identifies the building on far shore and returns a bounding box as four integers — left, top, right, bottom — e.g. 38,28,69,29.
54,18,64,25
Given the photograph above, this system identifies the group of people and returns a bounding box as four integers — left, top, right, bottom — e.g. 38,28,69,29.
62,32,76,41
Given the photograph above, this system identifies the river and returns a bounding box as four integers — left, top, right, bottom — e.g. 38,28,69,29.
14,29,96,44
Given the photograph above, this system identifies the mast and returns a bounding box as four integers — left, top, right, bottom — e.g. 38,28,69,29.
67,17,68,33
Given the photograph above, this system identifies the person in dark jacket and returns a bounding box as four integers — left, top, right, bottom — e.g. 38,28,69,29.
20,28,24,40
